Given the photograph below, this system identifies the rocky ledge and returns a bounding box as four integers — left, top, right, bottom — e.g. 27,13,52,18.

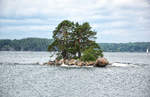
43,57,109,67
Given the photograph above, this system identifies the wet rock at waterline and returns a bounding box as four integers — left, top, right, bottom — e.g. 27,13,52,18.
87,61,95,66
95,58,109,67
43,58,109,67
68,59,77,65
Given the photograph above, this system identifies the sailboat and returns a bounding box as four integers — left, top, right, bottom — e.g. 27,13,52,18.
146,48,149,54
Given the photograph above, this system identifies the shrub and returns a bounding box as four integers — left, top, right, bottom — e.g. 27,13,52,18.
81,47,103,62
81,53,96,62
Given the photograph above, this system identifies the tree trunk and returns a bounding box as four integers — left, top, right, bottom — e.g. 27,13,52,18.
78,38,81,58
62,50,67,59
78,51,81,58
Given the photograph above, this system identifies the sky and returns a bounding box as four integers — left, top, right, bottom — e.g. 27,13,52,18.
0,0,150,43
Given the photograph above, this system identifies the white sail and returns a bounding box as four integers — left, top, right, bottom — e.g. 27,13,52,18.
146,49,149,53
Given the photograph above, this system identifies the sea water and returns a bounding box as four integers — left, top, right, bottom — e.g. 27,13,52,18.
0,51,150,97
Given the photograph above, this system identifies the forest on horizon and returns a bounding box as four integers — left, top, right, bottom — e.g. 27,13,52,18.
0,38,150,52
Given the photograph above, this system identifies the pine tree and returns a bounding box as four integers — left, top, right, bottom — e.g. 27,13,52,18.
48,20,103,61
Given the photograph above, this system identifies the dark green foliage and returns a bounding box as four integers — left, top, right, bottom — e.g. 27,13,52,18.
81,47,103,62
99,42,150,52
0,38,150,52
0,38,52,51
55,53,63,60
48,20,103,60
81,53,96,62
50,20,75,59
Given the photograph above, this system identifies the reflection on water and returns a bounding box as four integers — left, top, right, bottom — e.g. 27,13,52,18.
0,51,150,97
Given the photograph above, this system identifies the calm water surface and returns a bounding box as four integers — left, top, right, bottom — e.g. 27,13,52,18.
0,51,150,97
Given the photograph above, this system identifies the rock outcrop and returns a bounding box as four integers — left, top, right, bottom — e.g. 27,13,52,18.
95,58,109,67
86,61,95,66
44,57,109,67
68,59,77,65
77,61,85,66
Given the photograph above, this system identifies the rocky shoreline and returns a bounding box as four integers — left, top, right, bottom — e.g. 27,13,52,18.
43,57,109,67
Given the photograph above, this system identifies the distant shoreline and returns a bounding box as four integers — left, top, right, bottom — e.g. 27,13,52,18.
0,51,146,53
0,37,150,52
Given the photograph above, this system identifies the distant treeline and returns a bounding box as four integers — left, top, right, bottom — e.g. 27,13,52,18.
0,38,150,52
0,38,52,51
99,42,150,52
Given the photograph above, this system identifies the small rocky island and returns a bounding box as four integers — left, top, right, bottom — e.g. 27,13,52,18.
44,57,109,67
44,20,109,67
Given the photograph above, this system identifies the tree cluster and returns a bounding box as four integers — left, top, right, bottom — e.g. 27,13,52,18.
48,20,103,61
100,42,150,52
0,38,150,52
0,38,52,51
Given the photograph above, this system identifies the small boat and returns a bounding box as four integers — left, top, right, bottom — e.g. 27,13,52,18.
146,48,149,54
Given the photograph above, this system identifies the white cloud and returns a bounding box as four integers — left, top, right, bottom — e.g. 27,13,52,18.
0,19,45,24
0,0,149,17
0,0,150,42
0,25,53,32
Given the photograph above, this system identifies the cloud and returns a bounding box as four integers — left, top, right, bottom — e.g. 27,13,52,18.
0,25,53,33
1,0,149,17
0,0,150,42
0,25,53,39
